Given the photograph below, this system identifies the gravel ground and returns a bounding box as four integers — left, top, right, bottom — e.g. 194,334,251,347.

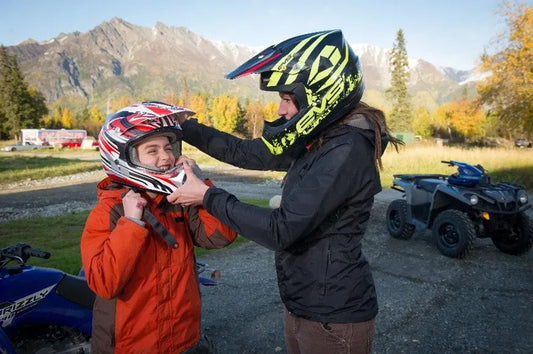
1,162,532,353
199,192,533,354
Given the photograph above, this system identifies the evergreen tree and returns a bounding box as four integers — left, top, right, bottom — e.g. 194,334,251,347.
386,29,413,131
0,46,48,139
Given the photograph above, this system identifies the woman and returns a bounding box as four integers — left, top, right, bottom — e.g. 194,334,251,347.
169,30,401,353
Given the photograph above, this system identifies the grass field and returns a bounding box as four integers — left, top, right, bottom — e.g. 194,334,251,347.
2,143,532,189
380,144,533,189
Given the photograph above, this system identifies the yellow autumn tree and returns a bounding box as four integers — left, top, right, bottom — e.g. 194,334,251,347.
188,94,209,125
51,106,63,124
210,95,241,133
450,98,485,140
434,98,485,141
263,101,279,122
244,100,264,138
477,1,533,136
40,111,61,128
110,96,133,112
81,105,106,137
163,91,184,106
61,108,74,128
89,106,106,125
412,106,432,139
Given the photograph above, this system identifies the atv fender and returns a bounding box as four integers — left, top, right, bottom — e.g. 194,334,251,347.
427,184,473,227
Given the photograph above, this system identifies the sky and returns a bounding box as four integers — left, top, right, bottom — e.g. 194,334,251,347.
0,0,528,70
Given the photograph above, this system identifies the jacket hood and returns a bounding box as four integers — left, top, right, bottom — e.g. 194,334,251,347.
340,110,389,157
96,178,128,202
96,177,169,208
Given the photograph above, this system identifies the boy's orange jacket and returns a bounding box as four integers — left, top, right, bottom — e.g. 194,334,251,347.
81,178,236,353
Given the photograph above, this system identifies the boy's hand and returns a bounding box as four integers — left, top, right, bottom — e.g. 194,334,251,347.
122,189,147,220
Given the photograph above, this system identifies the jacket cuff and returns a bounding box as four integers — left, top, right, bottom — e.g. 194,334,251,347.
125,216,146,227
203,187,226,210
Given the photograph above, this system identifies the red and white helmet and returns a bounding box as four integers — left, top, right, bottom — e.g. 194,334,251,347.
98,101,196,194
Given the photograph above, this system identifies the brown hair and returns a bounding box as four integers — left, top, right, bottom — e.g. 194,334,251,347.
314,101,403,170
346,102,403,170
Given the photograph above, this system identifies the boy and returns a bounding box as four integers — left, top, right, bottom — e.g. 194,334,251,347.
81,101,236,353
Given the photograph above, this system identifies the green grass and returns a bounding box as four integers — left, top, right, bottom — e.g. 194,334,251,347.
0,212,90,274
0,155,101,183
0,199,269,275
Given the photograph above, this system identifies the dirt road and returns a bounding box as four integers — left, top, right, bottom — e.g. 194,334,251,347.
1,165,532,353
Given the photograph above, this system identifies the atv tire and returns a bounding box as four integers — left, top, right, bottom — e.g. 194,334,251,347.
432,209,475,258
386,199,415,240
491,212,533,255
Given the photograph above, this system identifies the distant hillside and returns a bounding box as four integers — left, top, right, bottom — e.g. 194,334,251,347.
6,18,481,112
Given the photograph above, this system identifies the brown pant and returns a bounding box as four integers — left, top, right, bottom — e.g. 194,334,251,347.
284,309,375,354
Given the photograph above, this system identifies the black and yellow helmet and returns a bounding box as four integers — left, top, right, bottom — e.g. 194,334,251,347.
225,29,364,155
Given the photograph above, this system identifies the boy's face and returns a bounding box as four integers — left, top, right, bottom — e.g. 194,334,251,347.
136,135,176,171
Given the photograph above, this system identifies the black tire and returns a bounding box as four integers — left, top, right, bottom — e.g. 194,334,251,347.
491,212,533,255
432,210,475,258
386,199,415,239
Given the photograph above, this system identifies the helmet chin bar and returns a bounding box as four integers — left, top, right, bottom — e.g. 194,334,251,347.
167,164,187,187
140,164,187,192
111,161,187,195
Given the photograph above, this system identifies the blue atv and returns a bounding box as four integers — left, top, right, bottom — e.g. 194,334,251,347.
386,160,532,258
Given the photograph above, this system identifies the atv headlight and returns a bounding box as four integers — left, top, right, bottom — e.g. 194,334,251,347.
518,190,528,204
469,195,479,205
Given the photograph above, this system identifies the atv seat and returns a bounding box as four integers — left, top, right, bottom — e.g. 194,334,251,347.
394,174,446,182
418,178,445,193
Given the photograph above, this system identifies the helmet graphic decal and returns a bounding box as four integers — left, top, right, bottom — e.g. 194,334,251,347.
226,30,364,155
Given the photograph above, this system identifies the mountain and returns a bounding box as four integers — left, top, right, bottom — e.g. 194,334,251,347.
440,67,472,83
5,18,482,112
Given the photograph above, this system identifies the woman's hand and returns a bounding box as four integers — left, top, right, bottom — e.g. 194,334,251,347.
176,155,197,169
122,189,147,220
167,161,209,207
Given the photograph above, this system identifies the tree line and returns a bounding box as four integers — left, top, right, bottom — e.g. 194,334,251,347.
0,2,530,143
387,1,531,143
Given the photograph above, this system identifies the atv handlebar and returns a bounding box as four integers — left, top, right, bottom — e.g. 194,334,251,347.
27,246,51,260
1,242,51,267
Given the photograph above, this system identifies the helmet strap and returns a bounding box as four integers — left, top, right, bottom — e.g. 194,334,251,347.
123,188,179,249
143,209,180,249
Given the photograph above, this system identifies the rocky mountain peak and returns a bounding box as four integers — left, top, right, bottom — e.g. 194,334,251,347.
5,18,482,110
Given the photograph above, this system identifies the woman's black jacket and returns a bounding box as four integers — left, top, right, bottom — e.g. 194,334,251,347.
181,117,381,323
